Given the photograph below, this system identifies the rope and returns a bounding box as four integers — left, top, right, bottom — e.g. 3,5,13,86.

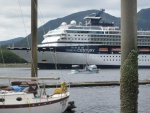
23,97,31,113
18,0,30,48
36,2,46,35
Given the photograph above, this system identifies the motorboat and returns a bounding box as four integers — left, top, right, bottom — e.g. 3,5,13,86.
71,64,99,74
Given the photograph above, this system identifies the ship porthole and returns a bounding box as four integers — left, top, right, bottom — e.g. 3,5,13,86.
0,98,5,102
16,97,22,101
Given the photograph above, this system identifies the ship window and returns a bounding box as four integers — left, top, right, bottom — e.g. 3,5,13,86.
42,60,47,63
0,98,5,102
16,97,22,101
105,31,108,34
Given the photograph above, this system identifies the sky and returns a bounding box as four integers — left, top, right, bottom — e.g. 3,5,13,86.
0,0,150,41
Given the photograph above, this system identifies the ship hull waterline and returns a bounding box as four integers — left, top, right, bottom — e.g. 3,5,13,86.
8,48,150,69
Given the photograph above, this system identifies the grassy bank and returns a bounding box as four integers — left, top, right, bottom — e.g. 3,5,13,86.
0,63,31,68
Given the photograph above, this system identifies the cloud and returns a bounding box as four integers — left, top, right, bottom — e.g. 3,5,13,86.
0,0,149,41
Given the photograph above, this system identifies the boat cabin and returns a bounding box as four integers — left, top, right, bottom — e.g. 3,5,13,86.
10,81,38,95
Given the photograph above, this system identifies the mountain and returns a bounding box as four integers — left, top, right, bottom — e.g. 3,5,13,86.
0,37,23,46
137,8,150,30
2,8,150,47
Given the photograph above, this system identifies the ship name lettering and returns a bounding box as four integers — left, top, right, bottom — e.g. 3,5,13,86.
66,49,95,53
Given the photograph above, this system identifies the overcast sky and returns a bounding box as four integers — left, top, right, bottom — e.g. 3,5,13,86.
0,0,150,41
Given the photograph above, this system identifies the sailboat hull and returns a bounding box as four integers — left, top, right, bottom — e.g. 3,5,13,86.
0,92,69,113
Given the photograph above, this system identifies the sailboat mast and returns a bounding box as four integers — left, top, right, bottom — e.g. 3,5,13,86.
31,0,38,77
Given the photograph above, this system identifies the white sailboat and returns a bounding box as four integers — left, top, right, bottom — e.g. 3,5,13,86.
0,0,70,113
0,77,70,113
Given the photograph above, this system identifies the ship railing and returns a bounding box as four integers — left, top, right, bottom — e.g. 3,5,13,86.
137,31,150,36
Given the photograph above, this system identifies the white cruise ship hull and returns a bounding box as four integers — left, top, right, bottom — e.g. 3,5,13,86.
8,47,150,69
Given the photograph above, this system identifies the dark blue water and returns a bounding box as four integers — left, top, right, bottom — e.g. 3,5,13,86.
0,68,150,113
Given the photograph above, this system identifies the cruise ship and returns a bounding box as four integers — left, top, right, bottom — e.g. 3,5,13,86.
8,9,150,69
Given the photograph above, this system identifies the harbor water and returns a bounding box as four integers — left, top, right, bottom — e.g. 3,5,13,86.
0,68,150,113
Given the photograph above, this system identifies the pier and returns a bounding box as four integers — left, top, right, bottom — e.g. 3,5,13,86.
1,80,150,88
45,80,150,88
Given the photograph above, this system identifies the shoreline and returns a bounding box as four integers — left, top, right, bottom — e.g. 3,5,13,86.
0,63,31,68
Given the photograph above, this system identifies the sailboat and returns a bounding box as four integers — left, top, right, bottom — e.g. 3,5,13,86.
0,77,70,113
0,0,70,113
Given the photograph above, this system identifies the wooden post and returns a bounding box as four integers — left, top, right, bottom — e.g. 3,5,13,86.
31,0,38,77
120,0,138,113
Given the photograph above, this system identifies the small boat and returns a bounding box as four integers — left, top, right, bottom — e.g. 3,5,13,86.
84,65,99,73
71,64,99,74
71,65,80,74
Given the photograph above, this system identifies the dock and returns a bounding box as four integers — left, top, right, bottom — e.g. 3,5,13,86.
45,80,150,88
1,80,150,88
